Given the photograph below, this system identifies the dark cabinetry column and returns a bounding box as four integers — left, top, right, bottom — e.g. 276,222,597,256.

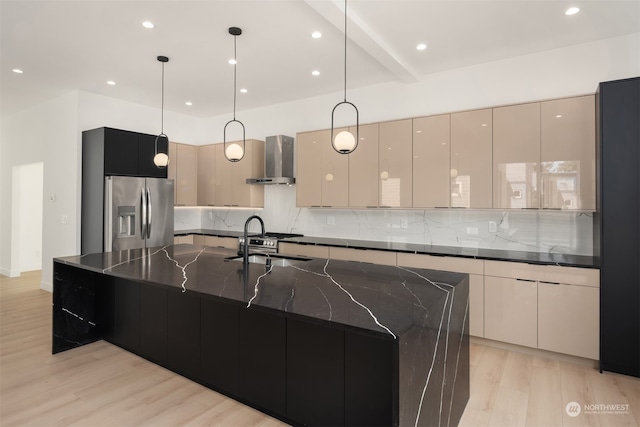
140,284,168,365
201,296,240,395
238,308,286,416
113,278,140,353
103,128,139,176
286,318,345,426
597,77,640,378
167,290,201,379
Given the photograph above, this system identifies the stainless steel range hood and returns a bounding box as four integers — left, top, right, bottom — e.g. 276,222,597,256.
247,135,295,185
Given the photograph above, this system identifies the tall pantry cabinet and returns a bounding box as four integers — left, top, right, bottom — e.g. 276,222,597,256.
596,77,640,378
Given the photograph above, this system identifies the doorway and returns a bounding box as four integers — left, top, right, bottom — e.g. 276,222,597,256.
11,162,44,274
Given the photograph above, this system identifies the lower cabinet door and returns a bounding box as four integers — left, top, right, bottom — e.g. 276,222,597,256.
287,318,344,426
201,297,239,395
469,274,484,338
238,308,286,416
484,276,537,348
139,284,168,365
345,331,394,427
167,290,201,379
538,282,599,359
113,278,140,352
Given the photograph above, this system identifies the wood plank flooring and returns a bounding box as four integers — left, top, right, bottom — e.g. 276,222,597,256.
1,271,638,427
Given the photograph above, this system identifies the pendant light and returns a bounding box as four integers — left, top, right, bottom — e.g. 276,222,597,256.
330,0,359,154
223,27,245,162
153,55,170,168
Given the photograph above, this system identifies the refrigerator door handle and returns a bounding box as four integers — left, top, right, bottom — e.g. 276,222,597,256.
141,187,147,240
146,187,152,239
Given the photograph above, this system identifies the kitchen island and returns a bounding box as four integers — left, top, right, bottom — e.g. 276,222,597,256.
53,244,469,427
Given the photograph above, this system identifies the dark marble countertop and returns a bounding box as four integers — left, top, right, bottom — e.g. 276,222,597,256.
174,228,599,268
55,244,468,339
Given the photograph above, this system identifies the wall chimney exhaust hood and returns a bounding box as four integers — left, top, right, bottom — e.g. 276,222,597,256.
247,135,295,185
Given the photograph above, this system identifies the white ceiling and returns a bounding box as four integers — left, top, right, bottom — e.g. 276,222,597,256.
2,0,639,118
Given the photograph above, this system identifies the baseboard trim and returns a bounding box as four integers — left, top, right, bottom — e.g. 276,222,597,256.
471,336,599,369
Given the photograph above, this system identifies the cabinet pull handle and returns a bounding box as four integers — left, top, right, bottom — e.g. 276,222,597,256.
366,206,378,208
310,205,322,208
521,208,539,210
540,281,560,285
516,278,536,283
434,206,448,209
542,208,562,210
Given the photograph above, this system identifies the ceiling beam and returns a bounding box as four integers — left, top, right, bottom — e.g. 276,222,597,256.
304,0,420,84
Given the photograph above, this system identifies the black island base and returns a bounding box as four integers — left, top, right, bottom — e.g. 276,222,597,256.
53,244,470,427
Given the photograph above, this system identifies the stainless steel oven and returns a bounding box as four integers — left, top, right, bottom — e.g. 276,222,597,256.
237,232,303,255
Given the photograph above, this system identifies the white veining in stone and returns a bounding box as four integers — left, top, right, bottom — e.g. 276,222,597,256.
397,266,456,427
178,192,594,255
102,246,169,273
161,246,208,292
61,307,96,326
246,266,274,308
447,294,469,427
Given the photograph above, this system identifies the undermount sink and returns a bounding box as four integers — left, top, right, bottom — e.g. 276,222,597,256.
225,254,311,267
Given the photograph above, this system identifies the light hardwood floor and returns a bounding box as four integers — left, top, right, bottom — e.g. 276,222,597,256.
1,271,638,427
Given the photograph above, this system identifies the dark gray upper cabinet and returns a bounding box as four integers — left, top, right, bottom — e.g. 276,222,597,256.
83,127,168,178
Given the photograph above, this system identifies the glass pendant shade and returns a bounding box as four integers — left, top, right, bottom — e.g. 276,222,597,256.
334,130,356,153
225,143,244,162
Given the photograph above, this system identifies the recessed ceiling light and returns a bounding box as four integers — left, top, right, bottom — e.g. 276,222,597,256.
312,70,320,76
12,68,23,74
107,80,116,86
416,43,427,51
228,58,237,65
240,88,248,93
185,101,193,106
556,114,563,118
311,31,322,39
481,123,487,127
565,6,580,15
142,21,154,29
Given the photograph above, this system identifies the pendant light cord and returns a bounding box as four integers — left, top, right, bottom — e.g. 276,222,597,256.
161,61,165,134
233,35,237,120
343,0,348,102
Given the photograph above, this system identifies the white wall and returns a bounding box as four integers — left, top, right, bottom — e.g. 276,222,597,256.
16,162,43,272
1,92,79,284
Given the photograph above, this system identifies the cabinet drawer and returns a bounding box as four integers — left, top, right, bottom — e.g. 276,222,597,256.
485,260,599,287
484,276,537,348
329,247,397,266
279,242,329,259
538,282,599,359
397,253,483,275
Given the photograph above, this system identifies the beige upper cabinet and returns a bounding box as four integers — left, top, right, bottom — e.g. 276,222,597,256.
214,140,264,207
168,142,178,204
379,119,413,208
451,109,493,208
541,95,596,210
412,114,450,208
214,143,232,206
174,143,198,206
296,130,324,207
348,123,379,208
296,129,349,207
493,102,541,209
197,144,216,206
321,128,349,207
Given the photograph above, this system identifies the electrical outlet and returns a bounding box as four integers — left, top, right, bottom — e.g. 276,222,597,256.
466,226,478,235
401,219,408,229
61,214,68,224
327,216,335,225
209,211,213,220
488,221,497,232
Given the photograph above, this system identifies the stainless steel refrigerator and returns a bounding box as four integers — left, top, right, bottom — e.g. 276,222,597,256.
104,176,174,251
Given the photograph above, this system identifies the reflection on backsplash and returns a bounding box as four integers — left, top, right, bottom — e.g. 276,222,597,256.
175,185,593,255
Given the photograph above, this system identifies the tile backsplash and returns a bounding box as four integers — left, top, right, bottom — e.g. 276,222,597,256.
175,185,593,255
